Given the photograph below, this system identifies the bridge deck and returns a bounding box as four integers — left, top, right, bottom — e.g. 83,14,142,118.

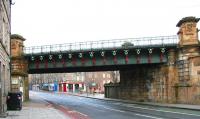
24,35,178,55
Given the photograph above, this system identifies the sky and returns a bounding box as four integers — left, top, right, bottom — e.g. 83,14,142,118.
11,0,200,47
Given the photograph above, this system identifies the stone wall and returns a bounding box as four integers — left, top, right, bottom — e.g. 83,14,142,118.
113,64,179,103
119,65,157,102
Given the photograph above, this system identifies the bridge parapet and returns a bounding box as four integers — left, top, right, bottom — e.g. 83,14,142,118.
23,35,178,55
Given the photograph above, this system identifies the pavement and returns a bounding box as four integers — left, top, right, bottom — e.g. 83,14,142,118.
1,92,70,119
59,92,200,111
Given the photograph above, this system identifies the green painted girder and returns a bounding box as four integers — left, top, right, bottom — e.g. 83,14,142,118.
25,46,176,72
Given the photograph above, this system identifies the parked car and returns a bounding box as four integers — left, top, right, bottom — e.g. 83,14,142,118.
7,92,22,110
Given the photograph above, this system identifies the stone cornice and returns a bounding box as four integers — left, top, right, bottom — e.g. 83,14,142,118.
11,34,26,41
176,16,200,27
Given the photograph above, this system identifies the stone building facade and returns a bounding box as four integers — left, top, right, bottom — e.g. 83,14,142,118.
0,0,11,116
85,71,119,93
30,71,117,94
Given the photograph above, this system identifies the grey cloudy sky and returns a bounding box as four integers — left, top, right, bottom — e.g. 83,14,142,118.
11,0,200,47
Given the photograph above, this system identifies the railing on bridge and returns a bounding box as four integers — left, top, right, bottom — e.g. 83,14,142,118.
23,35,178,55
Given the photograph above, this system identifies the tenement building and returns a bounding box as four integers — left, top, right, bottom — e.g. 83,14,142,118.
0,0,12,117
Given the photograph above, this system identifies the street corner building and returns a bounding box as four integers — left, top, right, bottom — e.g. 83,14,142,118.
0,0,12,117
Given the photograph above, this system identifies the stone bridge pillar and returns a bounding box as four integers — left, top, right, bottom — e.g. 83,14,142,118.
165,49,178,103
176,17,200,104
11,34,29,101
118,67,153,101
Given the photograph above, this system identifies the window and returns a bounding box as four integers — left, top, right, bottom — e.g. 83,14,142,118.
107,74,110,78
77,76,80,81
94,73,97,78
88,73,92,78
103,74,105,78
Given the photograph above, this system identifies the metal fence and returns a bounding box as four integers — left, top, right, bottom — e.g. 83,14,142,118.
23,35,178,54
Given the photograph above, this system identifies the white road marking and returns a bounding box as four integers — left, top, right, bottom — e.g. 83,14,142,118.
75,111,88,117
84,102,166,118
123,105,200,117
82,102,125,113
120,103,136,107
92,107,106,112
135,114,164,119
103,106,125,113
68,111,75,113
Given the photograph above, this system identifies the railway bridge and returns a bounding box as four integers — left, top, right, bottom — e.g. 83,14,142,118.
11,17,200,104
